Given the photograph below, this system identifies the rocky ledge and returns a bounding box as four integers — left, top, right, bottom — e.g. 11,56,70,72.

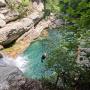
0,53,42,90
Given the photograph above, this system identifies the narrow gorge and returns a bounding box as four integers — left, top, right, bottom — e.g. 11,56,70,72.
0,0,90,90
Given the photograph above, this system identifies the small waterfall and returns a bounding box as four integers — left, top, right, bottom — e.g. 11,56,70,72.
14,56,28,72
1,55,28,72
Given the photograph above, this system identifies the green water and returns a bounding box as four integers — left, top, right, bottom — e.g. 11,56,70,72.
23,29,61,79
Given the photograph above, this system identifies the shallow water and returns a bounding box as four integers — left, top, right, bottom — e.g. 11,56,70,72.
23,29,61,79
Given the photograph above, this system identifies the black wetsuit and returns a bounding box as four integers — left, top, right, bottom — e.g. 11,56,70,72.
41,55,46,63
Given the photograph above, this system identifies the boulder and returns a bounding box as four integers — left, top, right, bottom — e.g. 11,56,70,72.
0,7,9,14
0,13,5,19
0,59,42,90
0,18,33,46
0,45,3,50
80,48,90,57
0,0,6,7
80,51,87,56
0,11,43,46
77,48,90,67
5,11,20,23
32,0,44,11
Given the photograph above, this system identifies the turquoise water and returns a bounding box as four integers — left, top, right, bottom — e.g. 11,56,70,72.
23,29,61,79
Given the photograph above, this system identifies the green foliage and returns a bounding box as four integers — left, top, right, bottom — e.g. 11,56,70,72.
21,0,30,6
59,0,90,43
43,0,90,89
6,0,31,17
45,47,80,89
45,0,60,13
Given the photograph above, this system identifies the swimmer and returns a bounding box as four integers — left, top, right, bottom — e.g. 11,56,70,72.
41,53,47,63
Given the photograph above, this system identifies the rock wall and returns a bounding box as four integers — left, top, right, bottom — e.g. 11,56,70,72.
0,0,44,49
77,48,90,67
0,0,64,57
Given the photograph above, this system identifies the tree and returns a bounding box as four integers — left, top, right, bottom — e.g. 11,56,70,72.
44,0,90,89
45,47,79,89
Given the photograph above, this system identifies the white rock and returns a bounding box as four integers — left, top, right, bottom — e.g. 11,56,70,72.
0,8,9,14
0,18,6,27
0,13,5,20
0,45,3,50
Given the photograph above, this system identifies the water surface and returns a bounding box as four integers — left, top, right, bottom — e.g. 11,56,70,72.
23,29,61,79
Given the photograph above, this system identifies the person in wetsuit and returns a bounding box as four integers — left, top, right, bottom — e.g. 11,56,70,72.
41,53,47,63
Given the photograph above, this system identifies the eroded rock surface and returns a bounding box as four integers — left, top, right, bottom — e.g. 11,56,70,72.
0,11,43,46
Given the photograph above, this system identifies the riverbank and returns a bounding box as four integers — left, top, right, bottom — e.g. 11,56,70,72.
0,0,63,58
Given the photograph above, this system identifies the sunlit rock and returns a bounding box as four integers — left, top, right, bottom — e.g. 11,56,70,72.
0,45,3,50
0,18,6,27
0,13,5,19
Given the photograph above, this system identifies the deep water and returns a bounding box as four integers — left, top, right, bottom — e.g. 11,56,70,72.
23,29,61,79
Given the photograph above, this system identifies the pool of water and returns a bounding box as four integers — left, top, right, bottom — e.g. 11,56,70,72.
23,29,61,79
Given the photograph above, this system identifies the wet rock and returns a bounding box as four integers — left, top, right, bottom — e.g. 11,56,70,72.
0,60,42,90
0,0,6,7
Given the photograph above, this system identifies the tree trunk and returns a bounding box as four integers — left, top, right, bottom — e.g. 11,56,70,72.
55,74,59,87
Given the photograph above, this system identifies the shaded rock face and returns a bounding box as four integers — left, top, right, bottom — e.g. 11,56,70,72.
78,48,90,67
0,57,43,90
0,53,3,58
10,78,43,90
0,0,6,7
